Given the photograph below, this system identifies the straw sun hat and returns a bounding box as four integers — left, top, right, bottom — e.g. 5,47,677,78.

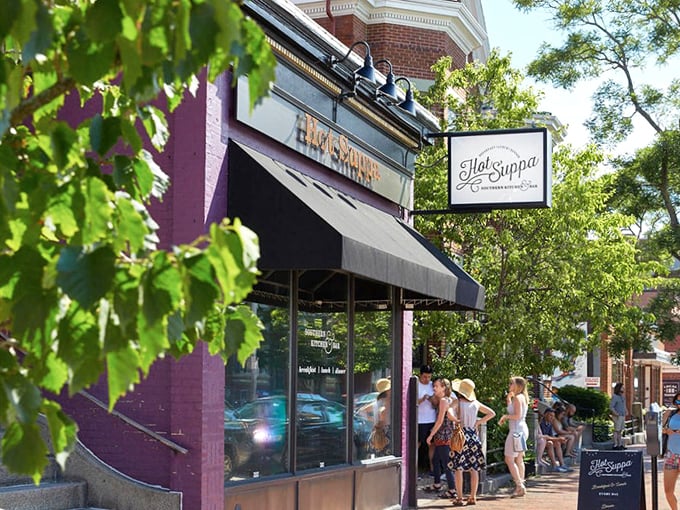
452,378,476,401
375,378,391,393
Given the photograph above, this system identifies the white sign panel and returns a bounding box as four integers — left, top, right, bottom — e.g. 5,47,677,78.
447,128,552,212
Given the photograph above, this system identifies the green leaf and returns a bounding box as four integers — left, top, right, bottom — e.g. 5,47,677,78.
42,401,77,470
120,117,143,153
118,36,143,96
56,246,116,309
223,304,263,365
206,220,259,304
50,122,77,169
22,2,53,64
184,253,219,325
85,0,123,43
189,2,219,64
40,352,69,394
45,190,80,238
8,0,37,46
81,177,113,244
139,105,169,152
0,0,21,41
1,422,48,483
65,28,116,85
106,344,141,409
57,305,104,394
1,374,42,425
137,311,168,374
90,114,121,157
114,198,148,253
142,251,181,325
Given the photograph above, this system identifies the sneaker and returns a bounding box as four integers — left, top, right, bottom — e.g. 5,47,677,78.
554,466,569,473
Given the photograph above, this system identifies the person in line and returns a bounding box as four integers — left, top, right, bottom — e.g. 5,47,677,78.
663,391,680,510
609,382,627,450
368,378,392,456
424,378,458,499
537,407,571,472
450,378,496,507
563,403,585,450
552,406,577,457
499,376,530,498
417,365,437,474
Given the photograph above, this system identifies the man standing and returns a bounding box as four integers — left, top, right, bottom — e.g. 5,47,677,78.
417,365,436,473
610,382,627,450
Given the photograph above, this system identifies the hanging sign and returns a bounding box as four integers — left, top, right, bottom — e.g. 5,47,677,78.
446,128,552,212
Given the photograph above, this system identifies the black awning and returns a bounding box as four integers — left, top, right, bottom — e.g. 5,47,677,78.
227,141,484,311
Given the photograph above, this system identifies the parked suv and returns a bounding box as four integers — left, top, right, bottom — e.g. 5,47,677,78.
224,394,371,480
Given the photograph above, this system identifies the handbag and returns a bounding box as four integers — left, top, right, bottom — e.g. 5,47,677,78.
512,432,527,453
450,423,465,453
369,425,389,451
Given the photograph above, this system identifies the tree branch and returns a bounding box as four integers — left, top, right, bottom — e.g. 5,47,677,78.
10,76,77,127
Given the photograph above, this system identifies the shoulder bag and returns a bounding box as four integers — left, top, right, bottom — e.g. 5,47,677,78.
512,431,527,452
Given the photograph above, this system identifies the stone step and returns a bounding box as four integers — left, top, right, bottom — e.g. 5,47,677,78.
0,481,87,510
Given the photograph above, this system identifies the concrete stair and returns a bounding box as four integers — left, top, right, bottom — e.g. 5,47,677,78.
0,481,90,510
0,417,181,510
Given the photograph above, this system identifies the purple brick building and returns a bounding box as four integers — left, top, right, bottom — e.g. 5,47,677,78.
60,1,485,509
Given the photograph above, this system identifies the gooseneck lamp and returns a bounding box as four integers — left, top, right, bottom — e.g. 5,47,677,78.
329,40,377,84
375,59,399,101
395,77,416,116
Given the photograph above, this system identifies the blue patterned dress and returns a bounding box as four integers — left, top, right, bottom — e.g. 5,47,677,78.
449,399,485,471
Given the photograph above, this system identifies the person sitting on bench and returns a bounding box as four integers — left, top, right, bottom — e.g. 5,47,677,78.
537,408,572,473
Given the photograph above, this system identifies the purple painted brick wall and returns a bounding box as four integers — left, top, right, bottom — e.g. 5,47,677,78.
62,75,227,510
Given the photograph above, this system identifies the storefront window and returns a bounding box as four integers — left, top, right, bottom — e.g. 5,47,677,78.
224,302,289,482
225,276,396,482
353,310,392,459
296,308,348,470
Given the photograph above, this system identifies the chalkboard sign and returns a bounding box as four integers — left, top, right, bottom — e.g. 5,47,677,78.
577,449,646,510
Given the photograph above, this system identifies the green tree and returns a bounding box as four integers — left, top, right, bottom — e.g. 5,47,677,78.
0,0,276,481
512,0,680,348
414,51,657,400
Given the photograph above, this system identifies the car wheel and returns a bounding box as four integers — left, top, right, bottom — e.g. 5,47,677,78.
224,446,235,480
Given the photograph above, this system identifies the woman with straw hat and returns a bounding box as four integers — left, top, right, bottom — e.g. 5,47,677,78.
368,378,392,456
449,378,496,506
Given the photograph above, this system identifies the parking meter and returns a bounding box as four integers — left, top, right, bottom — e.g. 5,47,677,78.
647,406,663,509
646,410,662,456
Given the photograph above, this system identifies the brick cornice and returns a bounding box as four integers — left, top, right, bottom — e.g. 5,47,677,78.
292,0,488,55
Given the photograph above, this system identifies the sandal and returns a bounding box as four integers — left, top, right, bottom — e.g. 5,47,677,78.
438,490,457,499
422,484,442,492
452,499,465,507
466,497,477,505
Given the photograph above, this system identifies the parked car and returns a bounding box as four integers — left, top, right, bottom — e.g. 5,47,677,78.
224,394,371,479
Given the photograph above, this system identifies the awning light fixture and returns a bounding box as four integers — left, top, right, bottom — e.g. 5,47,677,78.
328,41,418,116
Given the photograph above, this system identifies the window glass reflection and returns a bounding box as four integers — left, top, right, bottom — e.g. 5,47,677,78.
354,310,392,459
296,310,348,470
224,303,289,482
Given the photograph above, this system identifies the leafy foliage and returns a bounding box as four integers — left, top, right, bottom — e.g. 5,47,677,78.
513,0,680,356
414,51,655,401
0,0,277,482
553,384,610,418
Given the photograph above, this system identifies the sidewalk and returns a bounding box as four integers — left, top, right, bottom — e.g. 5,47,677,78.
417,445,671,509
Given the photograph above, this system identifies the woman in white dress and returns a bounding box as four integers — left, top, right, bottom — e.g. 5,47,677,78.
499,376,529,497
